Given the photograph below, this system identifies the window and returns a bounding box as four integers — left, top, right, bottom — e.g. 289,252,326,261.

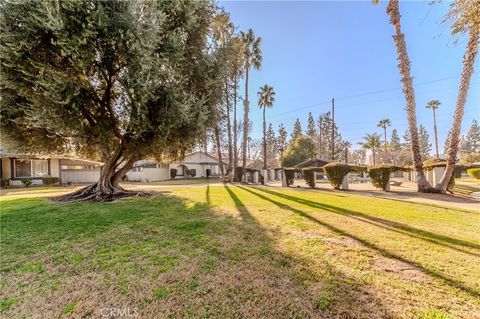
14,159,49,178
15,160,31,178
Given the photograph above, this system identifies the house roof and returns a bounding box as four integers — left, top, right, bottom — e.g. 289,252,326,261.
294,159,330,169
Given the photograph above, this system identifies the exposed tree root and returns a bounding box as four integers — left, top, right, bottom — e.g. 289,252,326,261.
52,183,150,202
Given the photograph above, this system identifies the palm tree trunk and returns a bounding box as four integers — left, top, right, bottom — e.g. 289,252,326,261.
241,66,250,182
387,0,431,192
225,81,233,181
372,147,376,165
433,108,439,158
384,127,387,151
263,106,267,170
233,75,238,179
214,126,225,181
435,29,479,192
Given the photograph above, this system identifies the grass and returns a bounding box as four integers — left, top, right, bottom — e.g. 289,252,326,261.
142,177,220,185
1,185,479,318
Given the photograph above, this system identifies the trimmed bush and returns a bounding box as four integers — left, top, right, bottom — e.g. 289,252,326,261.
235,167,243,182
42,176,59,185
284,169,295,186
186,169,196,178
467,168,480,179
21,178,33,187
367,165,404,191
303,169,315,188
1,178,10,188
206,168,211,179
170,168,177,179
323,163,363,190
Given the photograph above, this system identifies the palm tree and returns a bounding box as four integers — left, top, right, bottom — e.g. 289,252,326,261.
435,0,479,192
258,84,276,170
383,0,431,192
230,37,245,178
359,133,382,165
377,119,391,151
426,100,441,158
240,29,262,181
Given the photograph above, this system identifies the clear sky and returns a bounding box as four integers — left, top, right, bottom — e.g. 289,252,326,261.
221,0,479,152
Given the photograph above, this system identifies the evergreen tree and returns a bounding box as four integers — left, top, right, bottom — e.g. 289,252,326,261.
0,0,223,200
265,123,277,161
418,125,432,159
402,129,411,150
390,129,401,151
291,118,303,141
306,112,317,140
317,111,347,161
461,119,480,153
277,123,288,156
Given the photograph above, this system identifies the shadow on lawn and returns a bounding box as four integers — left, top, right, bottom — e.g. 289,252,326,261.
1,188,394,318
254,187,480,253
238,186,480,299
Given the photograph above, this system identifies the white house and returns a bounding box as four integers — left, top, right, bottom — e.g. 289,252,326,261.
125,160,170,182
1,150,103,186
169,151,226,178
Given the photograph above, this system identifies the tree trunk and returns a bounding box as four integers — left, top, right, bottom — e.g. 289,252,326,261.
372,147,376,165
435,30,479,192
226,81,233,182
263,106,267,170
384,128,387,151
215,125,225,181
60,145,139,201
387,0,431,192
433,108,439,158
233,75,238,180
241,66,250,182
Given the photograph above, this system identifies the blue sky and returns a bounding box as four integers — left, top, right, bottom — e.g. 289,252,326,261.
221,0,479,152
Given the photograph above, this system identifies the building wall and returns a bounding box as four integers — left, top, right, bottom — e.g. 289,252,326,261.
50,159,60,177
125,168,169,182
60,169,101,184
2,158,11,179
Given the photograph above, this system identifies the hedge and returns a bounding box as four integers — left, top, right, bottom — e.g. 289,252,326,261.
235,167,243,182
21,178,33,187
283,168,297,186
206,168,211,178
367,165,393,190
322,163,364,190
42,176,59,185
187,169,196,178
1,178,9,188
467,168,480,180
170,168,177,179
302,167,324,188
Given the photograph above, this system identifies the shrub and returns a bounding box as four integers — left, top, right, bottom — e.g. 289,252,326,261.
235,167,244,182
467,168,480,179
284,169,295,186
187,169,196,178
170,168,177,179
21,178,33,187
42,176,59,185
0,178,10,188
303,169,315,188
259,172,265,185
323,163,362,190
368,165,394,190
206,168,211,179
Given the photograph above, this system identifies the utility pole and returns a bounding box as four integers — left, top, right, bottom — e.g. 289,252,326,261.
331,98,335,161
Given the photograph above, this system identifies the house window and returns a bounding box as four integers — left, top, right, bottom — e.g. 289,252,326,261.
14,159,49,178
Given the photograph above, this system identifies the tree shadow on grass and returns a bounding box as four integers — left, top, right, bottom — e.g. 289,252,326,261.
253,187,480,252
238,186,480,299
0,188,395,318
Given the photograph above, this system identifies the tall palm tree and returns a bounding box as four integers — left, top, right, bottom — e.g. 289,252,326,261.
435,0,479,192
383,0,431,192
359,133,382,165
377,119,391,151
426,100,441,158
258,84,276,170
240,29,262,181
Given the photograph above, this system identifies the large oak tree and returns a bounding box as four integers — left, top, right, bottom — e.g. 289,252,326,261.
1,0,225,200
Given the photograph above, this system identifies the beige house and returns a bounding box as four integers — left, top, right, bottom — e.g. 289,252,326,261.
169,151,226,178
1,151,103,186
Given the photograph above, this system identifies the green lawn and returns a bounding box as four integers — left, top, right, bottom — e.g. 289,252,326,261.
1,185,479,318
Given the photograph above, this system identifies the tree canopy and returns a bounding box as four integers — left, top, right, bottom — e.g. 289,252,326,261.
0,0,226,199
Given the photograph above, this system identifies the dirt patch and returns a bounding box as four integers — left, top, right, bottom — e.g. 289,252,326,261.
323,236,363,248
373,256,428,283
